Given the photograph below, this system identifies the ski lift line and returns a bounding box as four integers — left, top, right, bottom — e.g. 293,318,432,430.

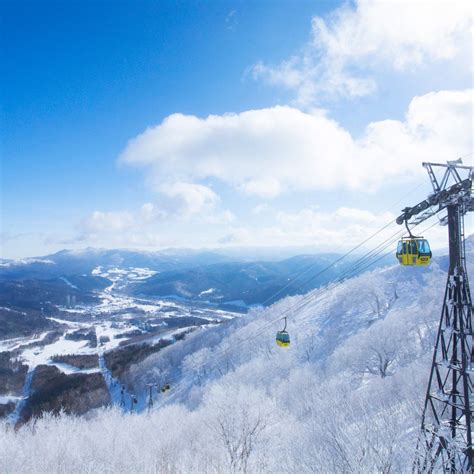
153,234,403,410
215,223,411,354
256,176,430,306
276,216,438,330
224,219,420,354
268,224,403,316
172,223,420,388
288,219,441,333
151,221,438,410
149,211,438,408
274,234,405,329
256,177,429,310
258,217,399,307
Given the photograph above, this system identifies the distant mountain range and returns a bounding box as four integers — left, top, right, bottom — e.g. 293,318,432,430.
0,247,395,309
0,248,235,280
129,254,361,306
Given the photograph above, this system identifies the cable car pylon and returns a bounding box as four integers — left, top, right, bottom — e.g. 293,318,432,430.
396,159,473,472
146,383,155,413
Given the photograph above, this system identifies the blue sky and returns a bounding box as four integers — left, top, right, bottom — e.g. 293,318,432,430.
1,0,473,258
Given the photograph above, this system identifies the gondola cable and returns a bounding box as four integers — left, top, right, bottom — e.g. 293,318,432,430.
152,218,436,409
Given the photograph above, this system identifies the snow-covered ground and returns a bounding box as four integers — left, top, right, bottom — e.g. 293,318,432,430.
0,395,21,404
0,306,26,315
0,262,243,429
7,368,35,426
50,362,101,375
0,258,55,267
0,331,50,352
20,332,96,367
92,265,157,288
59,276,78,289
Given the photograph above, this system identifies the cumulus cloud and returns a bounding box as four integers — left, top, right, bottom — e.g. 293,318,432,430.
120,89,473,198
251,0,473,103
239,177,282,198
275,206,396,246
80,203,159,234
252,203,270,215
218,205,452,251
78,185,233,246
160,182,220,218
81,210,136,233
218,206,397,248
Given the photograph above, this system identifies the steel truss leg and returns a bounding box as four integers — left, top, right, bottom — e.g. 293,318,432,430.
414,206,473,472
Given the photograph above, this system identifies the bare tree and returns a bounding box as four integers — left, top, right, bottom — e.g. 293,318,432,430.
211,409,267,473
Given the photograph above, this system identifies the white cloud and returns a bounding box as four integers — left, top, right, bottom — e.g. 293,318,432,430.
78,185,234,247
225,9,238,31
217,206,397,249
80,203,162,234
218,205,452,251
275,206,396,247
120,89,473,197
218,227,252,245
239,177,282,198
159,182,220,218
81,210,136,233
252,0,473,103
252,203,270,215
157,182,235,223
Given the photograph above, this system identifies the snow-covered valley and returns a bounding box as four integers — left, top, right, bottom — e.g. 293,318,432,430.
0,264,240,427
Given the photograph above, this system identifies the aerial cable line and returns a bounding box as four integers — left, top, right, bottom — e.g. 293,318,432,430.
152,218,437,409
186,219,438,393
288,216,439,326
293,219,441,331
154,161,472,423
257,183,430,314
264,223,414,325
191,222,417,366
169,221,421,376
256,177,429,309
204,217,435,367
258,217,398,307
152,176,451,411
154,240,426,411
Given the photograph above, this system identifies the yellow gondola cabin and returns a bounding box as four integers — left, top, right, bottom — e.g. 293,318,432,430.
396,237,432,266
276,317,290,347
276,330,290,347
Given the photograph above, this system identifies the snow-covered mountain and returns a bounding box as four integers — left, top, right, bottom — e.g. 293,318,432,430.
0,248,234,281
0,239,472,473
0,247,393,312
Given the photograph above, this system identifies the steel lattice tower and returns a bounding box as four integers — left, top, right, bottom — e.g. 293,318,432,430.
415,204,473,472
396,160,473,472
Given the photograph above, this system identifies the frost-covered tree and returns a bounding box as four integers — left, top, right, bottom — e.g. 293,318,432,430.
1,246,472,473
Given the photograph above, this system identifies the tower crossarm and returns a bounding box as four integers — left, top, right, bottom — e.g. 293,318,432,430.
396,178,472,226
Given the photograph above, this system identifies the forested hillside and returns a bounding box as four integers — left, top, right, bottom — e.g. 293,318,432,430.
0,242,472,473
